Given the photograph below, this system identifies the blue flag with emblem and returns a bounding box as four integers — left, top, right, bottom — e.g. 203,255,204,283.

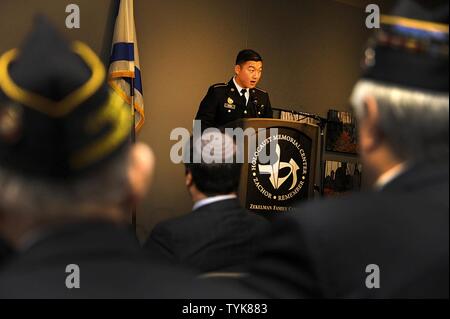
108,0,144,132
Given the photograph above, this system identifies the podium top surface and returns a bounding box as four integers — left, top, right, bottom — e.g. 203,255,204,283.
227,118,319,130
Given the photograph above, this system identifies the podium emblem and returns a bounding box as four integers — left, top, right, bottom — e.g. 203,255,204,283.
259,144,300,190
248,131,309,211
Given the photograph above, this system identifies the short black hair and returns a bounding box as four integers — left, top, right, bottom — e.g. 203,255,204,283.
184,134,242,196
235,49,263,65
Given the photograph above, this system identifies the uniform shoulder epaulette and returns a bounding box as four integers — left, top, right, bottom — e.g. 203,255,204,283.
212,82,228,88
254,87,268,94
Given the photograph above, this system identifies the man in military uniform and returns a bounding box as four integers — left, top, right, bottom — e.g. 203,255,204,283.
195,49,273,130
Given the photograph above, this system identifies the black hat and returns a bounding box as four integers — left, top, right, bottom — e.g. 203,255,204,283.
362,0,449,93
0,16,132,180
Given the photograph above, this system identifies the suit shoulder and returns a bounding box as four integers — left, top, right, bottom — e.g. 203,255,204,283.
291,192,385,231
153,212,197,234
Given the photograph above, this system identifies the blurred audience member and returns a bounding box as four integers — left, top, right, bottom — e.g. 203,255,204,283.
144,132,270,273
242,0,449,298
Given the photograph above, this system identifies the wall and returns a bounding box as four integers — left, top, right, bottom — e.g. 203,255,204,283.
0,0,115,61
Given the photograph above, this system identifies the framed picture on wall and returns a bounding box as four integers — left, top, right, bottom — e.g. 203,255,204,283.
323,160,363,197
325,109,358,155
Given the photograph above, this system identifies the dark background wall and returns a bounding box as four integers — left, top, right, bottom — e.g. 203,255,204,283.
0,0,394,241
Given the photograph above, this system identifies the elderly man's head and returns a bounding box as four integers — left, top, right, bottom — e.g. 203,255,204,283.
350,0,448,184
0,18,155,243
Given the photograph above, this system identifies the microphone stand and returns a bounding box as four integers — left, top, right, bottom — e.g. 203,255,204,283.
130,78,137,232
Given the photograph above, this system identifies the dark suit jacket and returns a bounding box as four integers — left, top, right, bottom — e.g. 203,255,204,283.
0,236,13,268
144,198,271,273
195,78,273,130
242,161,449,298
0,221,258,298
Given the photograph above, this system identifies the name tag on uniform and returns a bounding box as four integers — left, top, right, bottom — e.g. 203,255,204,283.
224,103,235,110
224,97,235,109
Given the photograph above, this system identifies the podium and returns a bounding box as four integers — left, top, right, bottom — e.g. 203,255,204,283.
228,118,319,213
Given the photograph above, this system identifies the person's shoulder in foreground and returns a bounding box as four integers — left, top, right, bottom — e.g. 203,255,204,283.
0,221,262,298
0,236,14,268
148,197,270,272
242,161,448,298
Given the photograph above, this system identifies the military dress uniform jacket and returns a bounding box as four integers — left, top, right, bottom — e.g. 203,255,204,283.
195,78,273,129
242,161,449,298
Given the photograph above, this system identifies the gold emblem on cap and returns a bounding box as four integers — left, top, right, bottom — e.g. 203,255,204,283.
0,41,105,118
0,103,23,143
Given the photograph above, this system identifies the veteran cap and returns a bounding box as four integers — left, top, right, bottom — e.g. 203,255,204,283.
362,0,449,93
0,16,132,180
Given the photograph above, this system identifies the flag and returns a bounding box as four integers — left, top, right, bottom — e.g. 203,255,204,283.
108,0,145,132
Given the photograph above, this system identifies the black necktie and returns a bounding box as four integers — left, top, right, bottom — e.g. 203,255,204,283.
240,89,248,105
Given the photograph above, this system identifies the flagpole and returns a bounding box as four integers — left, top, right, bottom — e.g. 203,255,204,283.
130,77,137,230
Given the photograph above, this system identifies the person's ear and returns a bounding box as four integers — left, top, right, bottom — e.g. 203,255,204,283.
359,95,382,154
185,169,193,188
128,142,155,202
234,64,241,75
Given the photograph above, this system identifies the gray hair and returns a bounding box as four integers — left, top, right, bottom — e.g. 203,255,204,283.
0,151,130,219
350,80,449,162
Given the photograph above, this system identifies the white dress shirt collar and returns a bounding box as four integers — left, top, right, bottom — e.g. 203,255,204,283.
233,77,249,101
374,162,409,191
193,194,237,211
